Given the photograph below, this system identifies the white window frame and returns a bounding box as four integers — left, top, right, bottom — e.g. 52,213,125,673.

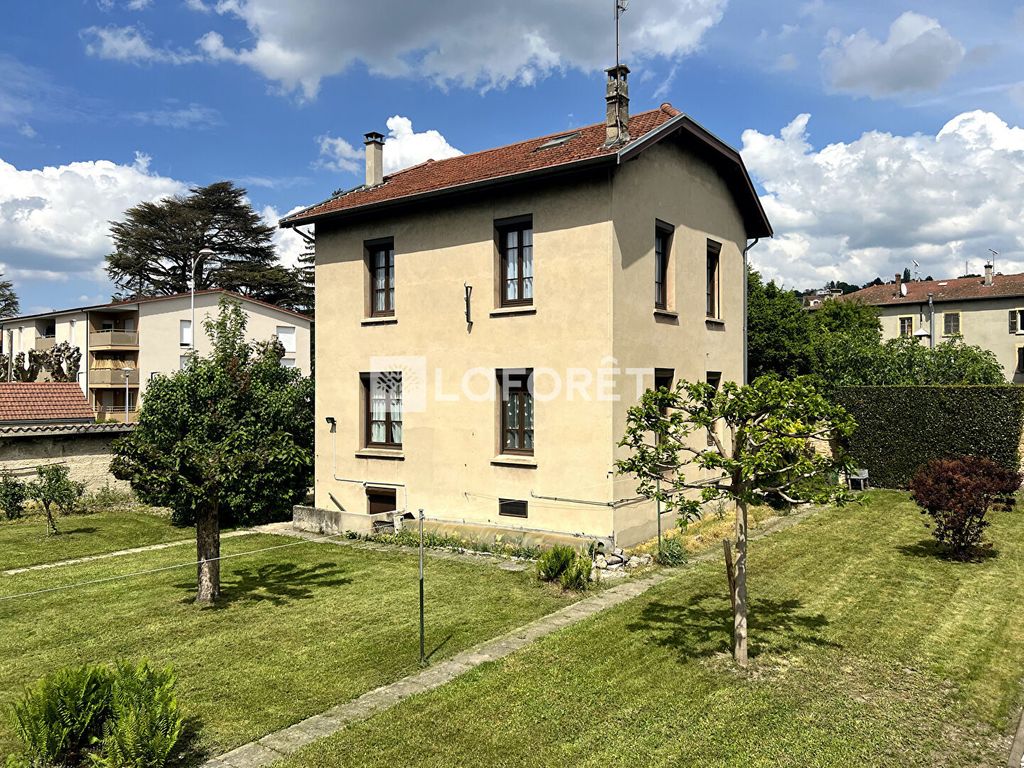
276,325,296,354
179,319,193,348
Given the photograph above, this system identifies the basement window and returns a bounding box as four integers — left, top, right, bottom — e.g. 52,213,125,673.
367,487,397,515
498,499,528,518
535,131,580,150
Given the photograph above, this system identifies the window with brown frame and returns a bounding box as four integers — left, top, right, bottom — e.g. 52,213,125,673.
706,371,721,446
706,240,722,318
362,371,402,448
367,239,395,316
943,312,960,335
497,218,533,307
367,487,397,515
655,224,672,310
498,368,534,455
899,316,913,337
498,499,528,518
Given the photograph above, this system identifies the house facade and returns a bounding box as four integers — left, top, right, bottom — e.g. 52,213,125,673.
0,290,311,422
282,67,771,546
843,267,1024,382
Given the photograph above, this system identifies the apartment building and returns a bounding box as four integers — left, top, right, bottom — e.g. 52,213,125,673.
281,66,771,546
0,290,311,422
844,266,1024,382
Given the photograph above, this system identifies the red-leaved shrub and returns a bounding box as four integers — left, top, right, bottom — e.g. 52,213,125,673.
908,456,1020,559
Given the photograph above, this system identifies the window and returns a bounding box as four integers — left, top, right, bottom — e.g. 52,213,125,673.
363,371,402,448
276,326,296,353
1010,310,1021,334
654,368,674,394
899,316,914,337
1018,347,1024,374
706,372,722,446
654,224,672,310
179,319,192,348
943,312,960,336
498,218,533,307
281,358,296,368
498,499,528,518
368,240,395,317
179,355,190,370
367,487,397,515
499,369,534,455
706,240,722,318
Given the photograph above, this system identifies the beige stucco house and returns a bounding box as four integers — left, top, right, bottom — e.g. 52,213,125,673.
0,290,311,422
281,66,771,547
843,266,1024,382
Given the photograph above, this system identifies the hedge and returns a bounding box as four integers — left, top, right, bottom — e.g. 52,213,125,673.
834,386,1024,489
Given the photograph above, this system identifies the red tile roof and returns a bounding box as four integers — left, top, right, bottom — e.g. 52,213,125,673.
283,106,682,226
0,382,95,424
842,273,1024,307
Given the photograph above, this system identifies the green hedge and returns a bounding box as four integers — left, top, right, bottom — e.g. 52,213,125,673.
834,386,1024,489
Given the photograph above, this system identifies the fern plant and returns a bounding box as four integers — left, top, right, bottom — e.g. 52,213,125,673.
558,555,592,591
536,545,575,583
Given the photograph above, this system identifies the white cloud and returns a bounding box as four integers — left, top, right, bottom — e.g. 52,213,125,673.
17,124,35,138
741,111,1024,289
126,0,153,9
81,25,201,65
263,205,308,270
0,153,186,282
821,12,965,98
318,115,463,177
190,0,726,99
128,103,221,129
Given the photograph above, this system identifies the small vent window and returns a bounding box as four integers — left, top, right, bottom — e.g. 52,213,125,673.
498,499,528,518
536,132,580,150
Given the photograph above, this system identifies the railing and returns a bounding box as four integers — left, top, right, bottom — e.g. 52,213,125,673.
34,336,56,352
89,330,139,347
89,368,139,386
95,406,138,424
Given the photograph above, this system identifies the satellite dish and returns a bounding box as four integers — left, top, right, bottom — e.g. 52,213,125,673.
900,283,908,297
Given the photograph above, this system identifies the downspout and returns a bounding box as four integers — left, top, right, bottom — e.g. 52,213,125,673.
928,293,935,349
328,425,408,513
742,238,761,385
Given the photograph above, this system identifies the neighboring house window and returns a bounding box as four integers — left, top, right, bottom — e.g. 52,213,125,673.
943,312,960,336
366,487,397,515
498,499,528,518
706,371,722,446
498,218,533,307
276,326,296,354
1010,310,1021,334
1018,347,1024,374
899,317,914,337
281,358,296,368
655,224,672,310
363,371,403,448
706,240,722,318
179,355,190,370
499,368,534,455
654,368,674,394
368,240,395,317
179,319,192,348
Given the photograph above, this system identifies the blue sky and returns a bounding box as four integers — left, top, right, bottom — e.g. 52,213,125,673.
1,0,1023,314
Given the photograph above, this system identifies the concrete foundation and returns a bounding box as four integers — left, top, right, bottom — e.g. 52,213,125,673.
292,505,396,536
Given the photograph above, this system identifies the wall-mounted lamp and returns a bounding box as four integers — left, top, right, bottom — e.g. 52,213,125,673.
325,416,336,432
464,283,473,325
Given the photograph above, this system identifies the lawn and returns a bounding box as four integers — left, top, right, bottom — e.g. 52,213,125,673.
0,509,191,571
279,491,1024,768
0,533,578,762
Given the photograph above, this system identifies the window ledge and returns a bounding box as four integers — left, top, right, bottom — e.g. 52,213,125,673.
705,318,725,328
654,309,679,321
361,316,397,326
355,449,404,461
491,455,538,468
490,306,536,318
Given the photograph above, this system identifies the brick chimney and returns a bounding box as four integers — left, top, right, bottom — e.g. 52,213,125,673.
605,64,630,145
895,272,902,296
364,132,384,187
984,262,994,287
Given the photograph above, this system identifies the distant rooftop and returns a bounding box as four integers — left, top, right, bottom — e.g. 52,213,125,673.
0,382,94,424
843,272,1024,307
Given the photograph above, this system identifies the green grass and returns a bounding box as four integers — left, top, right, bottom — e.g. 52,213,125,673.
278,491,1024,768
0,533,578,762
0,510,191,571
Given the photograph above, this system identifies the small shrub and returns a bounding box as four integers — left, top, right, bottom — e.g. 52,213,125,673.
536,545,575,582
0,470,26,521
559,555,592,591
10,664,113,767
909,455,1021,559
80,484,136,514
90,662,185,768
655,536,688,566
26,465,85,534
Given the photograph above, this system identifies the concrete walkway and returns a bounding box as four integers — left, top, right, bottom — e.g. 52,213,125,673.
203,507,819,768
3,530,256,576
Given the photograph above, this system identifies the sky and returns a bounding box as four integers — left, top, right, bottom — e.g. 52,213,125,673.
1,0,1023,314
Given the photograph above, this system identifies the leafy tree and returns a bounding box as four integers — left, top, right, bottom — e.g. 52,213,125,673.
862,277,884,288
111,298,313,602
0,273,19,318
295,238,315,316
809,298,880,336
617,376,854,666
26,465,85,535
747,266,813,379
106,181,304,309
0,350,45,383
0,470,26,520
902,267,911,282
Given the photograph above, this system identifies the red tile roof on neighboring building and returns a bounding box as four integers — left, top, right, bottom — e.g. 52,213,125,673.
842,273,1024,307
280,104,773,238
0,382,95,424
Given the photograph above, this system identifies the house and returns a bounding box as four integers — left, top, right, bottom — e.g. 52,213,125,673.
0,290,312,422
842,265,1024,382
280,65,772,547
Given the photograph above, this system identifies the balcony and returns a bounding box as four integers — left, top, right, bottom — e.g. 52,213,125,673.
89,368,139,387
89,330,139,350
95,406,138,424
34,336,56,352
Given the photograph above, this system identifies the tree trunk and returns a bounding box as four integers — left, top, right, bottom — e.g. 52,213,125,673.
44,503,58,536
733,498,749,668
195,504,221,604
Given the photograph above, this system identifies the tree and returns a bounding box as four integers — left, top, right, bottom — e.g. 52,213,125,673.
1,344,82,383
617,376,854,667
902,267,911,282
747,266,813,379
295,238,315,316
809,298,880,336
26,465,85,535
106,181,304,309
0,273,19,318
111,298,313,602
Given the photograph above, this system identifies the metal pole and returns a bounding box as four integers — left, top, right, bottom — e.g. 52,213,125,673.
190,254,196,352
124,370,129,419
655,477,663,560
418,508,426,666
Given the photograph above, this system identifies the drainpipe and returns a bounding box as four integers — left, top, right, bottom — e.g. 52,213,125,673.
928,293,935,349
742,238,761,385
328,423,408,513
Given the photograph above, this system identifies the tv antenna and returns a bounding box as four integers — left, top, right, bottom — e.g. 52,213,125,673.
912,259,921,282
988,248,999,272
615,0,628,71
